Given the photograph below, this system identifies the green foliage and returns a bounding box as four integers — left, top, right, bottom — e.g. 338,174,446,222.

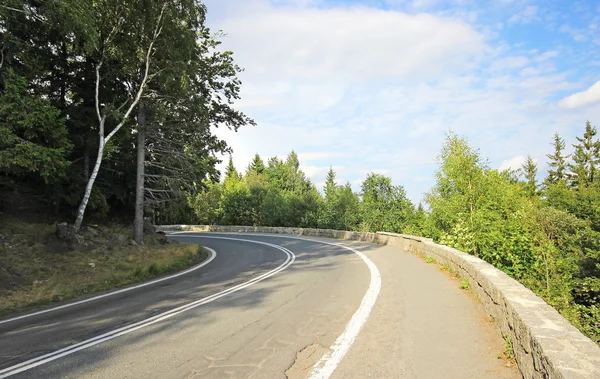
0,0,252,223
0,70,71,181
521,155,538,197
247,154,265,175
426,127,600,345
568,121,599,188
545,133,569,185
359,173,414,233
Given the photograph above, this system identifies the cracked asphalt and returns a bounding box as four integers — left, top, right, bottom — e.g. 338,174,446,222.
0,233,520,378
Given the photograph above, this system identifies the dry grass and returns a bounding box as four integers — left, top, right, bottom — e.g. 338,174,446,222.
0,219,207,316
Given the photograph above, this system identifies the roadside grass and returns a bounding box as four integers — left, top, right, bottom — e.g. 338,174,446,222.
0,219,207,317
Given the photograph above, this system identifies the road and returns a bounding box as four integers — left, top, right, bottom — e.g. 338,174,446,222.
0,233,520,378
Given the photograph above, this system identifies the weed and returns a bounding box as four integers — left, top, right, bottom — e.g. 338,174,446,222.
460,279,470,290
426,256,436,264
440,264,450,272
503,335,515,360
147,262,160,276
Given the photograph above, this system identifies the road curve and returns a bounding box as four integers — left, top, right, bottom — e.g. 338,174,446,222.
0,233,520,378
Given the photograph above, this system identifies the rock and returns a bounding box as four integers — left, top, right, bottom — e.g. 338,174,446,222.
56,222,76,241
88,262,95,268
0,234,5,240
143,218,155,234
130,239,139,246
108,234,128,245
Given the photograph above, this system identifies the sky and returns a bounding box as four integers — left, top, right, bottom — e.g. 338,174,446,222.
203,0,600,204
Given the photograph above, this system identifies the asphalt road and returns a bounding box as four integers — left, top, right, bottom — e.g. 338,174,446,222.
0,233,520,379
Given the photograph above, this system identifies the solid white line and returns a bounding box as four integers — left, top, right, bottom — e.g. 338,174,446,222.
0,247,217,326
0,238,295,378
171,231,382,379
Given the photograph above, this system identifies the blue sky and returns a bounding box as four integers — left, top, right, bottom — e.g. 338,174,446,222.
203,0,600,204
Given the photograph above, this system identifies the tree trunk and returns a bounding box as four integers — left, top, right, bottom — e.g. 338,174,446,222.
74,127,105,232
83,143,90,180
133,101,146,245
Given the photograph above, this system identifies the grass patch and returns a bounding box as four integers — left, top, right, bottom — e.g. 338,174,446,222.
425,256,437,264
502,334,515,361
460,279,471,290
0,219,207,317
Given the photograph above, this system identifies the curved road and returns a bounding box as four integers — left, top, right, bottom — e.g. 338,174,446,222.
0,233,520,378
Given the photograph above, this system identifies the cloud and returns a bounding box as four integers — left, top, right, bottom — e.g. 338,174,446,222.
559,81,600,109
499,156,525,171
208,1,485,84
298,152,349,162
508,5,539,24
205,0,600,203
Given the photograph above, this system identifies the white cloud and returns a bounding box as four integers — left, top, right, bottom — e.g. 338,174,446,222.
208,1,485,84
508,6,539,24
559,81,600,109
204,0,600,203
298,152,349,162
499,156,525,171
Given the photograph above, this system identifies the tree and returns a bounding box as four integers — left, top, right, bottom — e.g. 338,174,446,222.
545,133,568,185
73,0,170,232
426,132,485,249
191,179,222,225
133,6,254,243
324,167,337,200
360,173,413,233
522,155,538,196
225,156,240,181
568,121,599,189
0,69,71,181
247,154,265,175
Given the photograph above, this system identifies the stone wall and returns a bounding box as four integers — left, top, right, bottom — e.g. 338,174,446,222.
158,225,600,379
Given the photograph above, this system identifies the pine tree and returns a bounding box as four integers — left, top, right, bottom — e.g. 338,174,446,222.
521,155,538,196
247,153,265,175
285,150,300,171
324,167,337,200
545,133,568,184
569,121,599,188
225,156,239,180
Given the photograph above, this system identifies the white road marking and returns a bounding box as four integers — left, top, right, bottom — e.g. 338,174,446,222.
0,238,295,378
171,232,381,379
170,231,381,379
0,247,217,326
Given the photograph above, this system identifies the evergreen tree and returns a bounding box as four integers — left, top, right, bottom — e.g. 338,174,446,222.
545,133,568,184
224,156,239,181
324,167,337,200
569,121,599,188
247,154,265,175
522,155,538,196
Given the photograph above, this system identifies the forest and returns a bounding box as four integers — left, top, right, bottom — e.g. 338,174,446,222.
185,125,600,345
0,0,597,346
0,0,254,244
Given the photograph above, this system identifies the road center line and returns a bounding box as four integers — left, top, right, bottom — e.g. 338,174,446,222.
172,232,382,379
0,238,295,379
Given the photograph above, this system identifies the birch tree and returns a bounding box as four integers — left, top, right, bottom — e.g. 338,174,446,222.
73,1,168,232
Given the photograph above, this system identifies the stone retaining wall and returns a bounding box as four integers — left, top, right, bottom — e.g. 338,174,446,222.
158,225,600,379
